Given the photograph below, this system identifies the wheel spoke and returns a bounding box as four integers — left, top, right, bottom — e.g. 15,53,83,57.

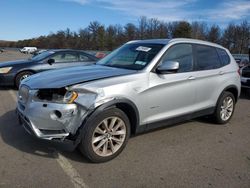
102,141,108,155
111,137,123,144
110,130,126,136
102,119,109,131
93,135,106,144
95,127,105,135
109,117,117,130
113,121,123,131
227,98,232,107
94,139,106,150
109,140,115,153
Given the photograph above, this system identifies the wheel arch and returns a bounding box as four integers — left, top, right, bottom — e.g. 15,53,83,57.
221,85,239,103
14,69,36,86
93,98,140,135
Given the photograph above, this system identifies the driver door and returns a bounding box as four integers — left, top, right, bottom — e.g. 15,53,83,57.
37,52,80,72
145,43,197,124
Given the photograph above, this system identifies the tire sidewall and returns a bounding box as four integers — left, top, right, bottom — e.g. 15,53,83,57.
80,108,131,163
215,91,235,124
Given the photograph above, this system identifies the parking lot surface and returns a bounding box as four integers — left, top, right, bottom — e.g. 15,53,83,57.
0,51,250,188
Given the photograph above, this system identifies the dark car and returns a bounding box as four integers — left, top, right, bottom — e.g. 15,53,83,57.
0,49,98,87
241,65,250,89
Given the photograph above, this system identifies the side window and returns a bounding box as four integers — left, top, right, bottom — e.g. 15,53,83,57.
79,53,91,62
51,52,78,63
162,44,193,73
50,53,63,63
195,45,221,70
217,48,230,66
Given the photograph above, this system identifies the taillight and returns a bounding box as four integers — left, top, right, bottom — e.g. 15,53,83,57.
237,68,241,76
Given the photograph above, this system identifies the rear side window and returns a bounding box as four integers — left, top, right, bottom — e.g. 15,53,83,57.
217,48,230,66
79,53,91,62
162,44,193,73
51,52,78,63
195,45,221,70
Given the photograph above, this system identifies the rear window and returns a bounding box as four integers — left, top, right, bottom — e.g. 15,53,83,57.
195,45,221,71
217,48,230,66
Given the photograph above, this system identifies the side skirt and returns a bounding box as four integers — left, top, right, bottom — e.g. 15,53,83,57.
136,107,215,134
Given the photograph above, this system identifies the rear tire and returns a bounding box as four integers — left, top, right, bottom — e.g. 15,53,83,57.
15,71,33,88
213,91,235,124
79,108,130,163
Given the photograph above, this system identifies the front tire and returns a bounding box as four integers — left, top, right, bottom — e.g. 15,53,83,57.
79,108,131,163
15,71,33,88
213,91,235,124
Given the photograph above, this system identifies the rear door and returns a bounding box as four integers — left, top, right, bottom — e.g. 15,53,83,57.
191,44,226,109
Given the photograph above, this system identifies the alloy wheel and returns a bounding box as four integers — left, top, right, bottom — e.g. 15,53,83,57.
220,96,234,121
92,117,126,157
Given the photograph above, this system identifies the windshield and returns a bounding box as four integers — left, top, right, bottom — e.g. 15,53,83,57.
97,43,164,70
31,51,55,61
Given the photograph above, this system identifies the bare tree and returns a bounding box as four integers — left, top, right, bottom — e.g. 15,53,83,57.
207,25,221,43
191,22,207,40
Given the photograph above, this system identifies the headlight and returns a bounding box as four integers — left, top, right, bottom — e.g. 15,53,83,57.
0,67,12,74
35,88,78,104
63,91,78,104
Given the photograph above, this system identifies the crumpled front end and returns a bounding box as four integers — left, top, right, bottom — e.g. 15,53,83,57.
17,85,93,140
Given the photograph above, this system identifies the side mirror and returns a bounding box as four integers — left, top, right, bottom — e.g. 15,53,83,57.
156,61,179,74
47,58,55,65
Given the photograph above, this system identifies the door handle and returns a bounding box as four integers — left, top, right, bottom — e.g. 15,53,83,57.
219,71,224,75
187,76,196,80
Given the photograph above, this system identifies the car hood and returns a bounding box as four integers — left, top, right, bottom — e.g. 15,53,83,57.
22,65,137,89
0,59,33,67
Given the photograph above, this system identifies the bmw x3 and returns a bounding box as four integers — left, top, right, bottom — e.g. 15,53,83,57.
17,38,241,163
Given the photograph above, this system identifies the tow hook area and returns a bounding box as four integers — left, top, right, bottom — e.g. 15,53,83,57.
50,109,76,121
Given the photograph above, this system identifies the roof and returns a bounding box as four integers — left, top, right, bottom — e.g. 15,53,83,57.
129,38,225,49
128,39,170,45
169,38,225,49
48,49,85,53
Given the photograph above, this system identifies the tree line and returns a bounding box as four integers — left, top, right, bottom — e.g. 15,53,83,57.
1,17,249,54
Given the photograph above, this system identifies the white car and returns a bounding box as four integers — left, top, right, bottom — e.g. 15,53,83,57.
20,47,37,54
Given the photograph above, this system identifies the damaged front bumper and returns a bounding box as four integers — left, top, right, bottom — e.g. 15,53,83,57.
17,89,88,141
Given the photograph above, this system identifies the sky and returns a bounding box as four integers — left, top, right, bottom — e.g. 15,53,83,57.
0,0,249,41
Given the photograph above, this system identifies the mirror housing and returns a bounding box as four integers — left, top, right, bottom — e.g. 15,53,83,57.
47,58,55,65
156,61,179,74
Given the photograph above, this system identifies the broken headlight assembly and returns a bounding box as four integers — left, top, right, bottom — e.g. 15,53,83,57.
34,88,78,104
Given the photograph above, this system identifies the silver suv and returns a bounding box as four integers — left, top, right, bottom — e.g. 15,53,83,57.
17,38,241,163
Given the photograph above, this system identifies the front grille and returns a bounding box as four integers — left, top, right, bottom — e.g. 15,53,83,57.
19,85,29,103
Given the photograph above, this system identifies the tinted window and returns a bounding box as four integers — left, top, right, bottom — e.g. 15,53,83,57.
51,52,78,63
79,53,91,61
161,44,193,73
217,48,230,66
195,45,221,70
